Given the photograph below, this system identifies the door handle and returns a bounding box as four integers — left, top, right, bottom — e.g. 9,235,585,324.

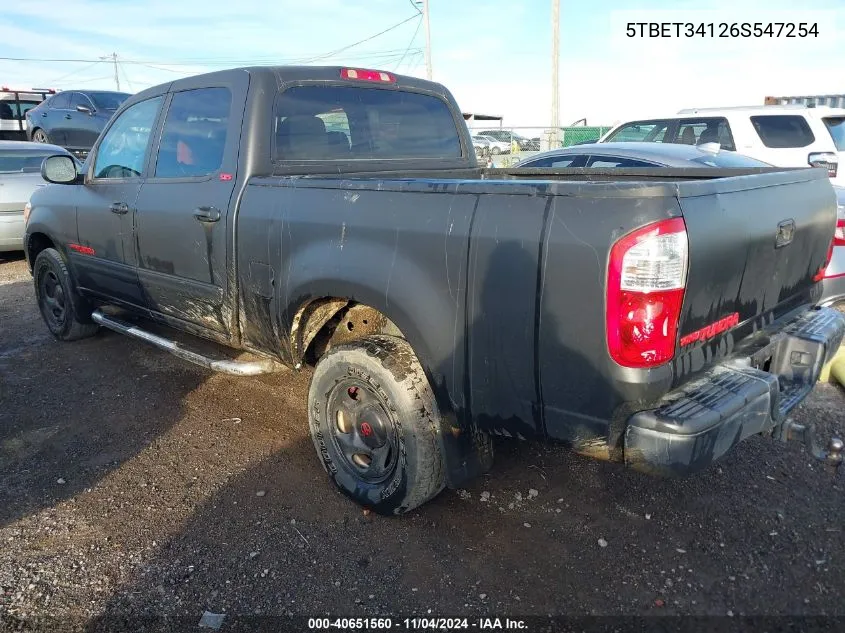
192,206,221,223
41,112,47,117
65,114,72,119
109,202,129,215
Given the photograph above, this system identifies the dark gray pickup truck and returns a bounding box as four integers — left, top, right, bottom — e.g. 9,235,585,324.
24,66,845,515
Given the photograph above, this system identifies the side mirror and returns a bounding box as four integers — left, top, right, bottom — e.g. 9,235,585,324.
808,152,838,178
41,154,80,184
76,104,93,115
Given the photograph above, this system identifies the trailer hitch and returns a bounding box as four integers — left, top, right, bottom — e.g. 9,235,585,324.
774,418,843,474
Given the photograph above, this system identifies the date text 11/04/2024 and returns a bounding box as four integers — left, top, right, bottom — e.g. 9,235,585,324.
626,22,819,38
307,618,527,630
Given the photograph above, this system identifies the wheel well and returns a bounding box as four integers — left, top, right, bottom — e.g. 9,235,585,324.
26,232,54,271
293,298,405,366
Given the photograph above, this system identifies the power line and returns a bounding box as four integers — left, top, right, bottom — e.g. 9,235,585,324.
0,15,421,70
48,60,105,84
394,16,423,71
408,0,422,14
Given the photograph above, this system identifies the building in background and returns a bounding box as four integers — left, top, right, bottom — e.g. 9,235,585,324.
765,94,845,108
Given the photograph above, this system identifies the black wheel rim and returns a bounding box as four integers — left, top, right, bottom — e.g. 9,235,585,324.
38,268,67,330
326,378,399,484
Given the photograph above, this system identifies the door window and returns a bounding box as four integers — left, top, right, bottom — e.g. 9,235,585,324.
521,155,586,168
70,92,94,112
605,120,671,143
154,87,232,178
672,117,736,150
586,156,657,167
93,96,163,179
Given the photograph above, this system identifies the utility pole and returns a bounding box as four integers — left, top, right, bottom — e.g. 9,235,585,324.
421,0,433,80
550,0,560,149
101,52,120,91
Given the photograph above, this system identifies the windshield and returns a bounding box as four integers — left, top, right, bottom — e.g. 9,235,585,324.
0,149,57,173
90,92,130,111
687,152,771,167
823,117,845,151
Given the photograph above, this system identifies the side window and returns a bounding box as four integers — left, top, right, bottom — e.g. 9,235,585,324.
93,96,162,179
586,156,656,167
606,121,670,143
48,92,70,110
155,87,231,179
750,115,815,148
523,155,584,168
672,117,736,151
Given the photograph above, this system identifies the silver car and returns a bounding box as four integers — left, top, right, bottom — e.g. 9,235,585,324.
0,141,75,252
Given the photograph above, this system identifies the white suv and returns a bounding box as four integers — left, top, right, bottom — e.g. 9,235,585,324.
600,105,845,185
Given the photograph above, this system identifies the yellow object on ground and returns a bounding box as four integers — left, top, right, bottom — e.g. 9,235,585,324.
819,344,845,386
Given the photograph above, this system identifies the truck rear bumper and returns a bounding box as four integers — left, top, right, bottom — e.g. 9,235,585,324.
624,307,845,476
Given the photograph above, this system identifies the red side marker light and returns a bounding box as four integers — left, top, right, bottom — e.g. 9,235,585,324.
68,243,95,256
219,173,233,181
340,68,395,83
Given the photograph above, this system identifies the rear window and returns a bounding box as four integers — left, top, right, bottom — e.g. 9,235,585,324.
823,117,845,151
750,115,815,148
0,149,56,173
273,85,461,161
605,120,670,143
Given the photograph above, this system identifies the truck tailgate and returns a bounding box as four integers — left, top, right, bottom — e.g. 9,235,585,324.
676,169,837,350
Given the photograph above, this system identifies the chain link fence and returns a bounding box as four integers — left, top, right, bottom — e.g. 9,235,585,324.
467,125,613,167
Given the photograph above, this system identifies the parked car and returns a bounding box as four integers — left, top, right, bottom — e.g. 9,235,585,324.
25,66,844,516
820,186,845,306
0,141,77,252
601,105,845,185
471,135,490,157
474,129,536,151
476,134,510,155
514,142,772,169
0,87,55,141
26,90,131,155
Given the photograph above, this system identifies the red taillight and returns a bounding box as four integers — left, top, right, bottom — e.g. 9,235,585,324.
340,68,395,83
834,219,845,247
606,217,688,368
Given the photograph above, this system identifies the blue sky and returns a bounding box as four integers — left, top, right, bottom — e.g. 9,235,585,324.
1,0,844,129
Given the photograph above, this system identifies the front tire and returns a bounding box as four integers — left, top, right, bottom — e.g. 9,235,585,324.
33,248,99,341
491,146,501,155
308,335,445,515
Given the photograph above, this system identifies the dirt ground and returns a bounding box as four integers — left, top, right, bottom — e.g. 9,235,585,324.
1,252,844,632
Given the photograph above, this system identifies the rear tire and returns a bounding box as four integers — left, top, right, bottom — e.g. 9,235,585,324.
491,146,501,155
33,248,99,341
32,129,50,143
308,335,445,515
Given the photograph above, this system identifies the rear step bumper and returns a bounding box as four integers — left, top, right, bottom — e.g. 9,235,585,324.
624,307,845,476
91,310,283,376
